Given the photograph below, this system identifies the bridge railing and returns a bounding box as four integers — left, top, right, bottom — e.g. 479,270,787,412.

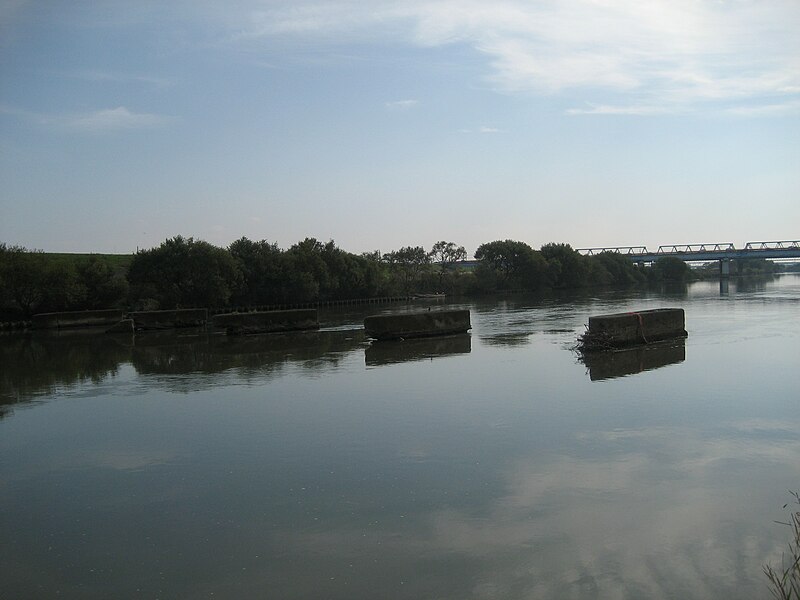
656,243,736,254
576,241,798,259
575,246,649,256
743,240,800,250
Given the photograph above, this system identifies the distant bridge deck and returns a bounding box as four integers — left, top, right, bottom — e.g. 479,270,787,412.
575,241,800,263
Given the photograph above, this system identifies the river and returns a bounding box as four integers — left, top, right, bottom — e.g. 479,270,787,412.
1,275,799,599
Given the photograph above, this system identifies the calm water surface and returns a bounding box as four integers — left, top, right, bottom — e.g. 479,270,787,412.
2,276,799,599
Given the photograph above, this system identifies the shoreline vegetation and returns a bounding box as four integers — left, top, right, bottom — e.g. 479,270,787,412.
0,236,790,322
765,491,800,600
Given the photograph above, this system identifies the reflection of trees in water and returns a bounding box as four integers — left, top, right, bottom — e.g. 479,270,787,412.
734,276,775,293
1,329,368,410
0,333,132,415
130,329,367,391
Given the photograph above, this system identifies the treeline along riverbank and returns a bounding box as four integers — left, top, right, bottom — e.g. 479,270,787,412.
0,236,784,322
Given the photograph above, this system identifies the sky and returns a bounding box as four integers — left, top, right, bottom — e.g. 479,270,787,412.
1,0,799,257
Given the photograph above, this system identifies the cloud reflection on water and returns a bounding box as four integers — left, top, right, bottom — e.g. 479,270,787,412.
280,419,800,599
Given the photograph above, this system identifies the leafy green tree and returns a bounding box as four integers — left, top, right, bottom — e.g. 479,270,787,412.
0,244,78,317
74,256,129,309
229,237,287,305
540,243,589,288
429,240,468,290
429,241,467,268
0,244,45,316
651,256,690,281
474,240,536,287
516,250,551,290
736,258,779,275
286,238,330,300
128,236,240,309
383,246,431,293
326,247,381,299
588,252,646,286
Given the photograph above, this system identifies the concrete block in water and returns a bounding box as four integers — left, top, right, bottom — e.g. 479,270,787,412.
582,308,687,350
31,309,125,330
212,309,319,335
364,309,471,340
130,309,208,330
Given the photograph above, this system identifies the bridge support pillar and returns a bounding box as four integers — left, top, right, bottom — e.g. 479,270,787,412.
719,258,731,278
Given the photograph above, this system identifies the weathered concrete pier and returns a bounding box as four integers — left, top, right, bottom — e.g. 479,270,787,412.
130,309,207,330
212,309,320,335
364,309,471,341
31,309,125,330
579,308,687,351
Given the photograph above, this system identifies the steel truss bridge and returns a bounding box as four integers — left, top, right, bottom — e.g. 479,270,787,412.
575,241,800,264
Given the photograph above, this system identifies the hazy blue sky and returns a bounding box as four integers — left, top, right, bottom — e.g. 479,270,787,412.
1,1,798,256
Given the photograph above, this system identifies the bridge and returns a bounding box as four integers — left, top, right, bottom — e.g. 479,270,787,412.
575,241,800,276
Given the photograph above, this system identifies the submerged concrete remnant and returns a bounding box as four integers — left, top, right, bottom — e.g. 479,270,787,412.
364,309,471,341
31,309,125,330
130,309,208,330
579,308,687,351
212,309,319,335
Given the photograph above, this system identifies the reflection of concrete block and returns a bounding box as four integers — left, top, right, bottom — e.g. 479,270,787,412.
106,318,134,334
212,309,319,335
365,333,471,365
585,308,687,349
130,309,207,330
364,310,471,340
31,309,125,330
582,340,686,381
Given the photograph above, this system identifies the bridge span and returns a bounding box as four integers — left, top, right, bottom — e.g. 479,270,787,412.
576,241,800,262
575,241,800,276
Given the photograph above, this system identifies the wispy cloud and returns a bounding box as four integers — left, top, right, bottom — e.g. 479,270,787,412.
566,103,677,117
385,99,419,110
65,107,168,131
230,0,800,116
458,126,502,133
1,105,171,132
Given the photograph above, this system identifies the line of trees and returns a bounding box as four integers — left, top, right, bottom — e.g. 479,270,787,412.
0,237,783,320
0,244,129,320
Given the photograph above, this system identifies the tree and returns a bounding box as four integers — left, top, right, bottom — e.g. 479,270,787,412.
651,256,690,281
229,237,287,305
539,242,589,288
128,236,240,309
383,246,431,293
74,256,128,309
0,244,77,317
429,241,467,290
429,241,467,268
588,252,646,286
474,240,534,285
